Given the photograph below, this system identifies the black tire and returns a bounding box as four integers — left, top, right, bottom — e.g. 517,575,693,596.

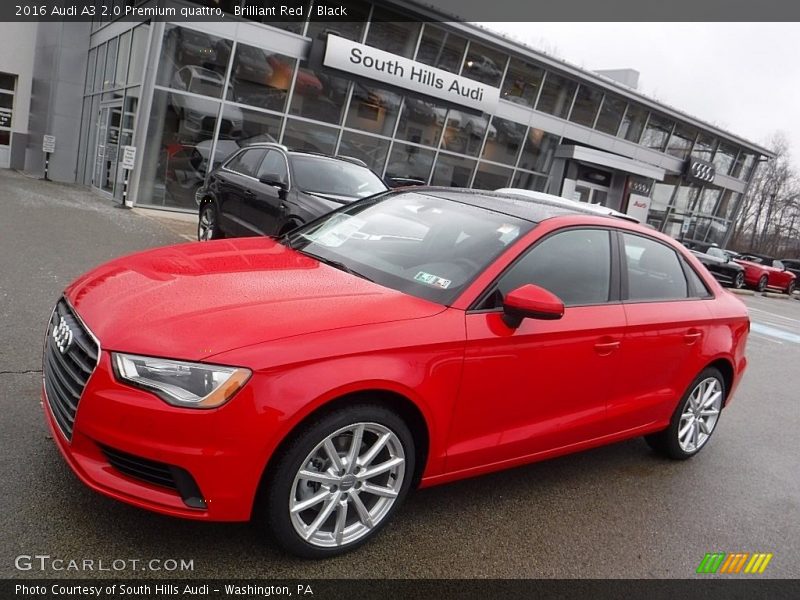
785,281,796,296
733,271,745,289
198,202,223,241
757,275,768,292
645,367,726,460
257,403,415,559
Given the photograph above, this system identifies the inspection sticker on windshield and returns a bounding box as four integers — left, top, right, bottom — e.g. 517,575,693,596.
414,271,451,289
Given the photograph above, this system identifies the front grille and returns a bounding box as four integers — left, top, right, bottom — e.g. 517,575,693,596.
100,445,206,509
43,298,99,441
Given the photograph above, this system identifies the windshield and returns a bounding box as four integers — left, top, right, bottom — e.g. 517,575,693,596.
707,247,726,260
285,192,534,304
291,156,387,199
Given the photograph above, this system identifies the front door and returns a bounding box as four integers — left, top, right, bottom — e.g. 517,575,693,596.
447,228,625,473
92,103,122,197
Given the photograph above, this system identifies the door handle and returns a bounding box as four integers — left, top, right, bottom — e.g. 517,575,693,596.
594,338,621,355
684,329,703,345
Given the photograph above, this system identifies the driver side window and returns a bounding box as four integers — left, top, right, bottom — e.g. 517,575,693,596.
484,228,612,308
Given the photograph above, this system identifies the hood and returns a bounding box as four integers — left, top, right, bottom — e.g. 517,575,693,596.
305,191,360,204
66,238,445,362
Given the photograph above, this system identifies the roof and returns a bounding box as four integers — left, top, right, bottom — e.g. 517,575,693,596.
408,187,627,223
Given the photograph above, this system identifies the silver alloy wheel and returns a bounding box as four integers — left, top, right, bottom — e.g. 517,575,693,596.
198,206,215,241
289,422,406,548
678,377,722,453
734,271,744,289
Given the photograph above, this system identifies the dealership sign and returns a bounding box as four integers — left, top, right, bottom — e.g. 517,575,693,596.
323,34,500,114
685,158,716,184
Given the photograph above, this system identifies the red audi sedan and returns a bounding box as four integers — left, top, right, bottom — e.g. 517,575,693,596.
42,188,749,558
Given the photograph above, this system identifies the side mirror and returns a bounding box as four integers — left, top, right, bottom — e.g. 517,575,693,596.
502,284,565,328
259,174,287,191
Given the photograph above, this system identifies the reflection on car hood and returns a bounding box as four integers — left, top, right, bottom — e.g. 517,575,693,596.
65,238,445,362
304,191,361,204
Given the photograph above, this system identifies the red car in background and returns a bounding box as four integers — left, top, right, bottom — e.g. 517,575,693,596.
42,189,749,558
735,253,796,294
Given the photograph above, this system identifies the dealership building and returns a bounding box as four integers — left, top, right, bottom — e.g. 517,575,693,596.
0,0,774,245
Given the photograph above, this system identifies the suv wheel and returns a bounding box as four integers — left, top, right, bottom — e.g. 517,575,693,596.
645,367,725,460
259,404,415,558
198,203,222,241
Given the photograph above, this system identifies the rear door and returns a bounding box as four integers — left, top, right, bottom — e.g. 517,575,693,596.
218,148,267,235
612,232,714,431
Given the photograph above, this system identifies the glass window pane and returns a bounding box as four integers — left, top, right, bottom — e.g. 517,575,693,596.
641,114,674,152
385,142,434,185
696,186,721,216
618,104,647,143
93,43,107,93
103,37,118,90
0,130,9,145
712,142,737,175
395,98,444,147
440,110,489,157
497,229,611,306
648,175,680,229
431,153,476,187
501,58,544,108
338,131,390,174
115,31,131,88
416,25,466,74
157,26,230,94
594,95,625,136
306,0,370,43
671,183,701,213
730,150,755,179
705,219,731,245
139,89,220,209
365,10,420,58
462,42,507,87
282,118,338,154
84,48,97,94
472,162,512,190
128,24,150,86
247,0,310,34
715,190,741,221
0,73,15,91
691,133,716,162
569,85,602,127
0,94,13,110
289,62,348,124
623,233,688,301
481,117,525,166
345,84,400,136
666,123,697,160
536,72,577,119
231,44,295,112
511,171,548,191
517,128,559,174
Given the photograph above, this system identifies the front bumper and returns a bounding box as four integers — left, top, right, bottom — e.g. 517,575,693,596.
43,352,265,522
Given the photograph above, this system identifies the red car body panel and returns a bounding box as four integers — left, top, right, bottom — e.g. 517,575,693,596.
44,214,749,521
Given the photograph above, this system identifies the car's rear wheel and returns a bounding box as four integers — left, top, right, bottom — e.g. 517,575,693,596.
785,281,796,295
198,202,222,241
258,404,415,558
757,275,768,292
645,367,725,460
733,271,745,289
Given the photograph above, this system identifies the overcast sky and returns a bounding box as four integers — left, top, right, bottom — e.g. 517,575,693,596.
482,22,799,170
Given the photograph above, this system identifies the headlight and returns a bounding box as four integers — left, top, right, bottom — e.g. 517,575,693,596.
112,353,251,409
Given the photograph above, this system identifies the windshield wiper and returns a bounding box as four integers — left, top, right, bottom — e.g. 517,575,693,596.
312,255,374,282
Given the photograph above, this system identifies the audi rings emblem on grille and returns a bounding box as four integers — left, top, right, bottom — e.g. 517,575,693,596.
52,316,74,354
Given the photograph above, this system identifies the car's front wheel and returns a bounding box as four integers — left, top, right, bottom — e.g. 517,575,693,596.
259,404,415,558
645,367,725,460
785,281,796,295
198,202,223,241
757,274,768,292
733,271,745,289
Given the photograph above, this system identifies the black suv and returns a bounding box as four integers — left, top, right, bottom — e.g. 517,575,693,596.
196,144,388,241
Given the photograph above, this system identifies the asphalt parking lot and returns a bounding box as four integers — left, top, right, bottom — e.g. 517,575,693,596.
1,169,798,579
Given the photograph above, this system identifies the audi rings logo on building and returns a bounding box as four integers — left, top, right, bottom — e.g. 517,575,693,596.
686,159,716,184
52,316,74,354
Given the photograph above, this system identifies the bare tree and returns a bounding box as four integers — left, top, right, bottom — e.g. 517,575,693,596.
730,133,800,257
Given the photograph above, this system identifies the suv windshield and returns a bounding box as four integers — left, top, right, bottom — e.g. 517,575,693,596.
291,155,387,199
285,192,534,304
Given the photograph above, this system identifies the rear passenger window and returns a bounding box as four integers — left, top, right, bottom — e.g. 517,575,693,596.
683,260,712,298
226,149,266,178
623,233,688,301
490,229,612,307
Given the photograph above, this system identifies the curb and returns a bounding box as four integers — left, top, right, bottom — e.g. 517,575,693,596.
761,292,791,300
729,289,754,296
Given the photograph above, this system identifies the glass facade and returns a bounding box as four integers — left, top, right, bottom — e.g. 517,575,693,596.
80,11,764,249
